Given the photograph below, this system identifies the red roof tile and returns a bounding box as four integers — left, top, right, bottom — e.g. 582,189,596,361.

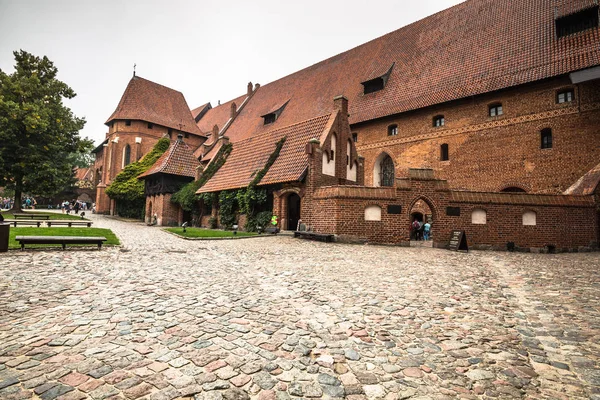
196,95,246,134
138,137,200,179
198,114,333,193
196,0,600,137
450,191,595,207
106,76,205,137
564,162,600,195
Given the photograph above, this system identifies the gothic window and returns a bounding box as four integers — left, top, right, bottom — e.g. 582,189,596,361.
489,103,503,117
440,143,449,161
388,124,398,136
433,115,445,127
380,155,395,187
123,144,131,167
557,89,574,104
541,128,553,149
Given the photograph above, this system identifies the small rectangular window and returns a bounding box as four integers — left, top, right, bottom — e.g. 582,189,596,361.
388,125,398,136
440,143,449,161
263,113,276,125
557,89,574,104
541,129,553,149
556,6,599,38
433,115,445,127
125,120,132,126
352,133,358,143
148,123,153,129
489,104,503,117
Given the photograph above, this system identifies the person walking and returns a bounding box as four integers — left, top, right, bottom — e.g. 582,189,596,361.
424,221,431,241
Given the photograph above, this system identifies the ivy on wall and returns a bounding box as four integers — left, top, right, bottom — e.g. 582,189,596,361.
171,143,233,212
105,137,170,218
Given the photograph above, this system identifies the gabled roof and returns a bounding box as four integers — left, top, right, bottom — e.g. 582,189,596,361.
138,136,200,179
106,76,205,137
196,95,246,134
198,114,333,193
194,0,600,138
564,162,600,196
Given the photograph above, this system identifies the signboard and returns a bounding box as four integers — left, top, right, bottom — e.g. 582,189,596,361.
448,230,468,252
387,205,402,214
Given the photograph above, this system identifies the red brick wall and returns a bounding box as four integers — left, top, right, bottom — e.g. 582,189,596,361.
354,77,600,194
95,120,206,214
145,193,179,226
303,172,598,252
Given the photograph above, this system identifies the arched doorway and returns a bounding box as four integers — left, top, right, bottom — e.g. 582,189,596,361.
409,199,434,242
287,193,301,231
147,201,153,225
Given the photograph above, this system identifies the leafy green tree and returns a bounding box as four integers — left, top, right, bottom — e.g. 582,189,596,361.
0,50,87,211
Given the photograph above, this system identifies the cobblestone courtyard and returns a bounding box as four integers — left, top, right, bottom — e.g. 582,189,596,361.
0,214,599,400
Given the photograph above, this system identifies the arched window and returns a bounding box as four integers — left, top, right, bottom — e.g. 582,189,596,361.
541,128,552,149
472,209,487,224
388,124,398,136
123,144,131,167
433,115,445,127
380,155,395,186
523,211,537,226
440,143,449,161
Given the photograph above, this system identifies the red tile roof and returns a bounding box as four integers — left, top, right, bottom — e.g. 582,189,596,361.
564,162,600,196
138,137,200,179
196,95,246,134
106,76,205,137
194,0,600,135
450,191,595,207
198,114,333,193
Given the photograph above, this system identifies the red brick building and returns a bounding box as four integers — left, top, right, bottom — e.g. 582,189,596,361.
96,0,600,251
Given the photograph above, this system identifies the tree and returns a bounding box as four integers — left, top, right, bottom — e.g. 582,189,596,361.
0,50,86,211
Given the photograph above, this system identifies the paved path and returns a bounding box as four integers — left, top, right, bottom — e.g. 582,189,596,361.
0,213,598,399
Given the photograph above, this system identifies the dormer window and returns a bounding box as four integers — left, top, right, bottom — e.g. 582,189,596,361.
148,123,153,129
363,78,384,94
557,89,574,104
556,6,599,38
125,120,131,126
261,101,289,126
388,124,398,136
263,113,276,125
489,103,503,117
433,115,445,127
361,63,394,95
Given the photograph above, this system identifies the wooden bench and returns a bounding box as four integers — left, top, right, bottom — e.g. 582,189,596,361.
46,220,93,228
3,219,44,227
15,236,107,251
13,213,50,220
293,231,335,243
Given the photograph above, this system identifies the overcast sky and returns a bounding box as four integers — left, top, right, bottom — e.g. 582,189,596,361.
0,0,463,146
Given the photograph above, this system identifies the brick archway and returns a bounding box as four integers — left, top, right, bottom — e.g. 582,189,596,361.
407,195,438,241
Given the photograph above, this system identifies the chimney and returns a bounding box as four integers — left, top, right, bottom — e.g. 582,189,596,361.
220,136,230,146
247,82,253,95
177,133,184,142
254,83,260,90
212,125,219,137
333,95,348,117
230,102,237,119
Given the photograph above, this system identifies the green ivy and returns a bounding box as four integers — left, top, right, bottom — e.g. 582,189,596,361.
240,137,286,231
171,143,232,212
218,190,238,229
105,137,170,218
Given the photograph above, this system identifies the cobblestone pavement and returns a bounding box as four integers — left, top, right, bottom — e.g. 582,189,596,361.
0,214,599,400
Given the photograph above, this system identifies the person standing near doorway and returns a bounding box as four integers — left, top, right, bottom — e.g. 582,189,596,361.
423,221,431,241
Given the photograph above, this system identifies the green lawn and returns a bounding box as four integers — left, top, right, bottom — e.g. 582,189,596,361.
7,227,120,249
1,210,88,220
165,227,258,239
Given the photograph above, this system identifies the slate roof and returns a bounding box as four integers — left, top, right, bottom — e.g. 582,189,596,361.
106,76,205,137
193,0,600,136
138,137,200,179
564,162,600,196
198,114,333,193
